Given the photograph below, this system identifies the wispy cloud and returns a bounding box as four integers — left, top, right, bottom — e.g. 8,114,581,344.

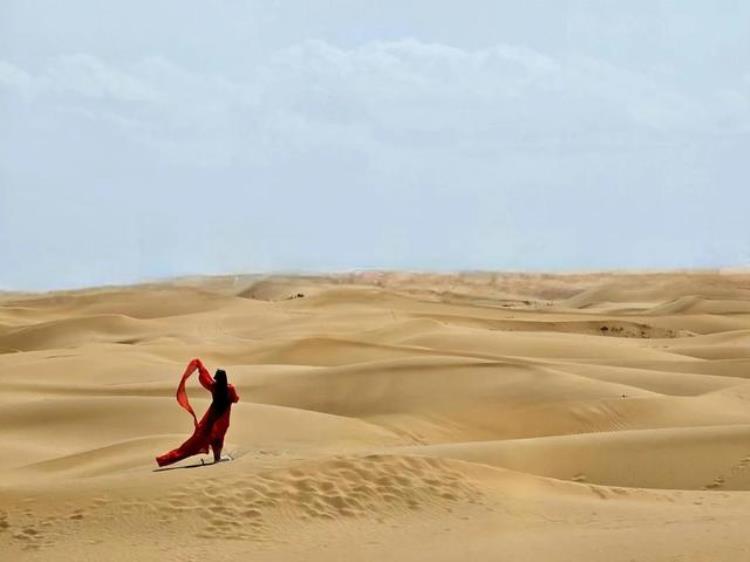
2,39,746,166
1,34,748,289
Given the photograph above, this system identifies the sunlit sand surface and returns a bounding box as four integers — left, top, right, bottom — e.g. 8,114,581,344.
2,271,750,561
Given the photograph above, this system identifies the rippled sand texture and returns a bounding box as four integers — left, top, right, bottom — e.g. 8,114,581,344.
2,271,750,561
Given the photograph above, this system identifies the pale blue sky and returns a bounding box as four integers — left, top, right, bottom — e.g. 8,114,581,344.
1,1,748,290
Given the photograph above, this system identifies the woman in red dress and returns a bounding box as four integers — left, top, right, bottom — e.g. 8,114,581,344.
156,358,239,467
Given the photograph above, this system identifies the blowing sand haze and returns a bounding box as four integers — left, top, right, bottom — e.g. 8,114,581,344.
2,271,750,561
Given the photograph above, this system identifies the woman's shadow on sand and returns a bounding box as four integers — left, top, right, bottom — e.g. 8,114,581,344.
153,456,232,472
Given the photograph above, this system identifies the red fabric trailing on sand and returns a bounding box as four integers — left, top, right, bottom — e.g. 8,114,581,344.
155,358,239,467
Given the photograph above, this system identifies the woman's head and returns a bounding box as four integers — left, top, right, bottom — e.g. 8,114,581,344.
214,369,228,386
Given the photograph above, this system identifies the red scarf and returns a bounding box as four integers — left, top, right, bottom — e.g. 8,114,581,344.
175,359,215,426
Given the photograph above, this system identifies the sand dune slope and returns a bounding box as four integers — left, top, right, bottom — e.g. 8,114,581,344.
2,271,750,561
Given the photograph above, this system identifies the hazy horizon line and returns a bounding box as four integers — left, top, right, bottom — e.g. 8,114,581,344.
3,264,750,296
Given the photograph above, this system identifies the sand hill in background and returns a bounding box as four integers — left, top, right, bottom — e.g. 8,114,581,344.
2,271,750,561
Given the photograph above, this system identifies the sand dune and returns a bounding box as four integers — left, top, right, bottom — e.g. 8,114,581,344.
2,271,750,560
405,424,750,490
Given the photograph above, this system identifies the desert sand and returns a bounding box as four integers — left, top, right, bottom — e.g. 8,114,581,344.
2,271,750,561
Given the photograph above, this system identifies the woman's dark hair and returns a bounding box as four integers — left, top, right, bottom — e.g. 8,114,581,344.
211,369,230,413
214,369,228,387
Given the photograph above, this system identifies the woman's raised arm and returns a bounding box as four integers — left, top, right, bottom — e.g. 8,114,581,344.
229,385,240,403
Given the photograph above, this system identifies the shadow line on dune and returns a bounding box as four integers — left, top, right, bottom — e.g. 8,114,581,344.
152,457,231,472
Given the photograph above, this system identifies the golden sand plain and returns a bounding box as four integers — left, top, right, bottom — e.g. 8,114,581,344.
2,271,750,561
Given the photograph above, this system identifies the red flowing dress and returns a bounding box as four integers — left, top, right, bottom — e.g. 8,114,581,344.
156,359,239,467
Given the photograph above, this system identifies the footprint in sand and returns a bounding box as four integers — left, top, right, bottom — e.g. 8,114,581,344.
704,477,725,490
703,454,750,490
11,524,46,550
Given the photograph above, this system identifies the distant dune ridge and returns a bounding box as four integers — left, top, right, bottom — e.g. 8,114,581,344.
2,271,750,560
